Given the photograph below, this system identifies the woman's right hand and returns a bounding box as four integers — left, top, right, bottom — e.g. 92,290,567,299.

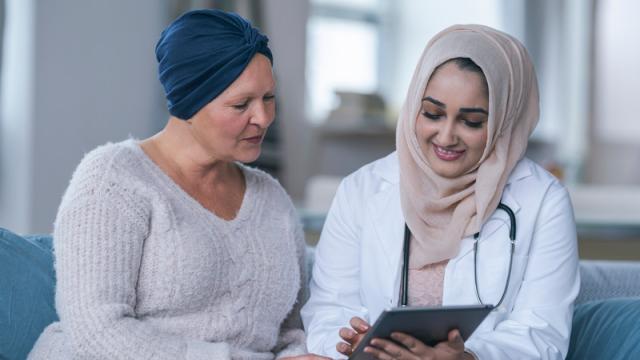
336,316,371,357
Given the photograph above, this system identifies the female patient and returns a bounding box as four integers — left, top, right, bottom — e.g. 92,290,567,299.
302,25,579,359
29,9,325,360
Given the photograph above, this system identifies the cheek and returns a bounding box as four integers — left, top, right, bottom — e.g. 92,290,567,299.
414,118,433,140
467,131,488,157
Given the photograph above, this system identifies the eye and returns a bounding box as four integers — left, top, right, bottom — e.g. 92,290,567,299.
232,101,249,111
462,119,485,129
422,111,442,120
263,94,275,102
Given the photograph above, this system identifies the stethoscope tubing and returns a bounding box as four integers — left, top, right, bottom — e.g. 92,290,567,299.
400,202,516,308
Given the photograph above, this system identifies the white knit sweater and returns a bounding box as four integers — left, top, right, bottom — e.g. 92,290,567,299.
29,139,307,360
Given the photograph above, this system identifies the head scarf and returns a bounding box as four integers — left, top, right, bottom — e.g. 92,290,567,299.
155,9,273,120
397,24,539,268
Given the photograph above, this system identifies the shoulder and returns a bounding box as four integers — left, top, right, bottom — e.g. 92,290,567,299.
241,165,296,210
506,157,570,207
71,139,143,182
339,152,399,195
60,139,147,207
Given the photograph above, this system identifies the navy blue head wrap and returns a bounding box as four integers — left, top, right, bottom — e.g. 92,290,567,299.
156,9,273,120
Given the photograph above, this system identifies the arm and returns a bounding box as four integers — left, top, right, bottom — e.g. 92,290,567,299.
301,179,367,359
274,208,309,358
54,178,231,360
465,182,580,359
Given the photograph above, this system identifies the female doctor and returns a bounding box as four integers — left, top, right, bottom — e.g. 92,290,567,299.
301,25,580,360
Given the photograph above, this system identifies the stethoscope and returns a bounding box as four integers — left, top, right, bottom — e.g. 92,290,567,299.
399,203,517,308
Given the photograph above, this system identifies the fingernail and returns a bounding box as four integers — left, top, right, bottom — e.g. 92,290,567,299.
456,334,463,342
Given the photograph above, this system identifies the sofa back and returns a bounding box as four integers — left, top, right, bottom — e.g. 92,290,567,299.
2,229,639,359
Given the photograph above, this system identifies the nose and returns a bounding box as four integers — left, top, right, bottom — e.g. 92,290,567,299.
250,101,275,129
435,117,457,146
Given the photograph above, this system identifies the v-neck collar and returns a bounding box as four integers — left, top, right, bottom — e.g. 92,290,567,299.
127,139,257,227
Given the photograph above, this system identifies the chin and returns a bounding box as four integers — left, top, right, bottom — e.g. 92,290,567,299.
235,150,262,164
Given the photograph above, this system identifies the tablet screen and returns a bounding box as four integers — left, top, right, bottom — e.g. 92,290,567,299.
349,304,493,360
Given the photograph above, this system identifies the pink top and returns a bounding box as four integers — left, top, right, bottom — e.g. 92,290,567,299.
408,237,449,306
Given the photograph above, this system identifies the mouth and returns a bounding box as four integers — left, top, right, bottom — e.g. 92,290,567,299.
432,143,465,161
243,134,264,145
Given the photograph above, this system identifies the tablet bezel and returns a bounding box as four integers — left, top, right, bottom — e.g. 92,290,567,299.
349,304,494,360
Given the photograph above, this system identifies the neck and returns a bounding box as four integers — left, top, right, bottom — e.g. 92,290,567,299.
141,117,238,186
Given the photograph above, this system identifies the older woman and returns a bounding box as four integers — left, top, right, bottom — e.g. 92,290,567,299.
29,9,324,360
302,25,579,359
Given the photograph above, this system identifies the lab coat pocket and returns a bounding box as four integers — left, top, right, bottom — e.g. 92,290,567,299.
474,251,528,311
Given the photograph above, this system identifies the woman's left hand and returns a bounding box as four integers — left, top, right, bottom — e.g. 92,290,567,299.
363,329,472,360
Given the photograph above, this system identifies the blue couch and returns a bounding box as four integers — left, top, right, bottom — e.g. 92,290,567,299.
1,228,639,359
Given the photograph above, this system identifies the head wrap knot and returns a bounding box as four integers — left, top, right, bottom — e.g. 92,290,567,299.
155,9,273,120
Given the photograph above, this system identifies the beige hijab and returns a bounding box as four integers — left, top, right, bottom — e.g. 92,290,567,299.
397,25,540,268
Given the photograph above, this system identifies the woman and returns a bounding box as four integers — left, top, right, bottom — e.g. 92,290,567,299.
301,25,580,359
29,9,325,360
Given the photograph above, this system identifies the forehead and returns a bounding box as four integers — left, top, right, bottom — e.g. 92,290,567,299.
423,62,488,101
219,55,275,98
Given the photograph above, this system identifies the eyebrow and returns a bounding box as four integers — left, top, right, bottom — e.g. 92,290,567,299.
459,107,488,115
422,96,445,108
422,96,488,115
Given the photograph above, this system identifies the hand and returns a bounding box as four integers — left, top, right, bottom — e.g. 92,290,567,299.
280,354,332,360
336,316,371,357
363,329,471,360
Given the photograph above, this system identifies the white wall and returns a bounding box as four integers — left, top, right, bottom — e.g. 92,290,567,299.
586,0,640,185
0,0,167,234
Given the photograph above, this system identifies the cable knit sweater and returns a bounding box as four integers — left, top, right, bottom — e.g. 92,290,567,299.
28,139,307,360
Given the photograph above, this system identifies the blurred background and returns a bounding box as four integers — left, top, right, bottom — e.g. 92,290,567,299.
0,0,638,259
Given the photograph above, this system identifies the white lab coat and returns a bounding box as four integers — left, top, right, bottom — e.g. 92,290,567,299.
301,152,580,360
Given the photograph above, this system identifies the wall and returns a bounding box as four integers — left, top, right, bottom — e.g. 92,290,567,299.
262,0,311,201
586,0,640,185
0,0,167,234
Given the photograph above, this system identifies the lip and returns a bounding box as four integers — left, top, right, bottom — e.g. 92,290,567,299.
433,144,465,161
243,135,263,145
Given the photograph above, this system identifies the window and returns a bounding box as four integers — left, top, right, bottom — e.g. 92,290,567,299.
306,0,381,123
306,0,506,125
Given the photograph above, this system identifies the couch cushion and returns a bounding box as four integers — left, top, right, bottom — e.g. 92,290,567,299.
0,228,57,360
578,260,640,304
567,297,640,360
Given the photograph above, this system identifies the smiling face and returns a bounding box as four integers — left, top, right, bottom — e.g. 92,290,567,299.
187,54,275,163
415,60,489,178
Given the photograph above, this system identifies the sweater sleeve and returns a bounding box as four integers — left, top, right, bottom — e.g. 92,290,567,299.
54,165,231,360
273,206,308,359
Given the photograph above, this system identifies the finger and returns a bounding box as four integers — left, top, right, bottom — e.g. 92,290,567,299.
336,342,353,356
339,327,357,341
350,316,371,333
447,329,465,352
363,345,395,360
370,338,414,359
390,332,432,355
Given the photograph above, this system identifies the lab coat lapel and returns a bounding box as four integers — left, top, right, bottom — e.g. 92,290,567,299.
454,186,522,261
366,183,405,300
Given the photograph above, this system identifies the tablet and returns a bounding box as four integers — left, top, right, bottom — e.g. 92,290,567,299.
349,304,493,360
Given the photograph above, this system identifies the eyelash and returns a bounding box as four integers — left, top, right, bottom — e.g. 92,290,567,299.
422,111,485,129
232,95,275,111
232,102,249,110
422,111,441,120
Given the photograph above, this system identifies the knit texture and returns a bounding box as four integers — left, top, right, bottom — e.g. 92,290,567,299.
28,139,307,360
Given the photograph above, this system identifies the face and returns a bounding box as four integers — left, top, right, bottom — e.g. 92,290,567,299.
188,54,275,163
415,62,489,178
